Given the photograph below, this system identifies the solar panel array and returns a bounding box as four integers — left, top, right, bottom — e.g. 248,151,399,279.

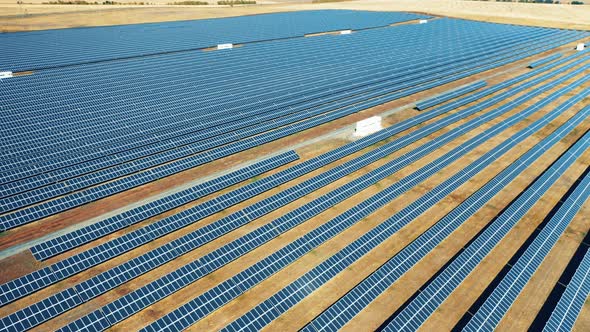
5,51,582,320
0,151,299,306
1,19,586,231
383,108,590,332
304,85,590,332
29,64,519,262
0,70,507,306
0,11,589,332
1,39,580,233
308,109,590,332
529,53,563,68
27,150,295,261
1,46,582,332
415,80,487,110
86,64,577,331
142,59,590,332
29,48,586,264
543,248,590,331
230,76,590,332
2,57,555,330
462,164,590,331
0,10,429,71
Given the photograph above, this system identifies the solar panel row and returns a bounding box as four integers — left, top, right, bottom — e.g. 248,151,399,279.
140,60,590,332
4,33,584,179
543,246,590,331
0,14,586,332
462,165,590,331
222,69,590,332
0,21,490,126
415,80,487,111
0,27,563,189
0,10,429,72
1,32,564,185
28,100,444,261
305,98,590,332
0,23,584,230
3,34,578,233
0,151,299,306
0,60,530,328
529,53,563,68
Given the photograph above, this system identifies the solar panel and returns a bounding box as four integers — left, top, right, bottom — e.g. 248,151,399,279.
0,288,82,331
0,18,587,332
30,150,300,261
0,266,57,307
309,104,590,332
56,310,111,332
0,152,298,307
4,49,586,331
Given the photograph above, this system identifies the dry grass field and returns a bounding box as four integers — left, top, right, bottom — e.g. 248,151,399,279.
1,0,589,32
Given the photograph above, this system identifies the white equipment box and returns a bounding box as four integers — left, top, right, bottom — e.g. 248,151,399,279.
217,43,233,50
354,116,382,137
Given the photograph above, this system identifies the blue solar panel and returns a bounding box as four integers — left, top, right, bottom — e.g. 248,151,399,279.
0,288,82,331
56,310,111,332
0,25,565,181
63,54,570,331
1,17,588,332
30,150,300,261
0,266,57,307
0,151,297,307
4,48,587,332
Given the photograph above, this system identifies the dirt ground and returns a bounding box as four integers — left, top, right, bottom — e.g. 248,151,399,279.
1,0,589,32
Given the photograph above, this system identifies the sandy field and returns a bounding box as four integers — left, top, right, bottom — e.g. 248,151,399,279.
1,0,589,32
